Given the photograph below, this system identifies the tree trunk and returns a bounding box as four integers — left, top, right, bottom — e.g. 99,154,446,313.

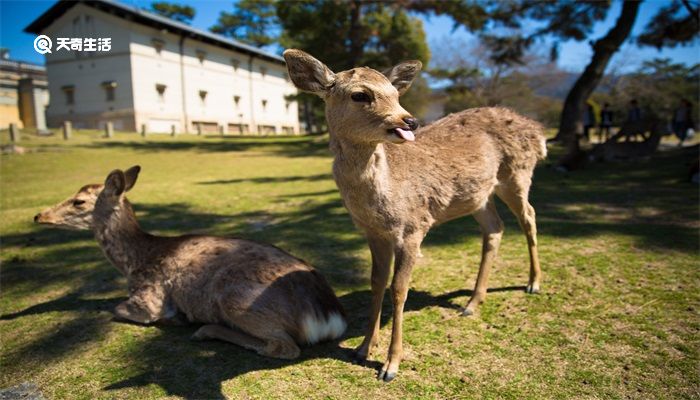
556,0,641,170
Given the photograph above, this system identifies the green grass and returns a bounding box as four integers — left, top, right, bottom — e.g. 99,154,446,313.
1,129,698,399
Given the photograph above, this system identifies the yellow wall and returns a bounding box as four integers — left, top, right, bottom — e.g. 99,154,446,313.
0,103,23,129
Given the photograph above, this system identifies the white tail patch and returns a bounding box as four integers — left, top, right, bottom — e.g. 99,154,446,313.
539,137,548,159
301,312,347,344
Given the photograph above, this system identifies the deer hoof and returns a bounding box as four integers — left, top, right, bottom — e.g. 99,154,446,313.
377,368,397,382
526,284,540,294
460,308,474,317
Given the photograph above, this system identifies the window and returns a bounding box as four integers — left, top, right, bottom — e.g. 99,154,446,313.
72,17,81,35
231,58,240,71
285,101,291,114
260,66,267,78
102,81,116,102
233,95,241,108
62,85,75,105
261,99,268,112
152,38,165,54
156,84,167,103
199,90,207,105
196,50,206,64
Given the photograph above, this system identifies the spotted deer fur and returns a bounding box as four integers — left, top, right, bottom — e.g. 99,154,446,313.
284,49,546,381
34,166,346,359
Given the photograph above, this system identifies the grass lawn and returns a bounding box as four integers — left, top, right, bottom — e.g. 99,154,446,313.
1,130,698,399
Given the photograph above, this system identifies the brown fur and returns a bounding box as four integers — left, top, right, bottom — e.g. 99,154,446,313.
35,166,346,359
284,49,546,381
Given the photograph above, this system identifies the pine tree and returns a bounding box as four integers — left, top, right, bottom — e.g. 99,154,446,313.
210,0,278,48
150,2,195,24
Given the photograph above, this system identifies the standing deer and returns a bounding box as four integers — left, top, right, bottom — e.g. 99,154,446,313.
284,49,546,381
34,166,346,359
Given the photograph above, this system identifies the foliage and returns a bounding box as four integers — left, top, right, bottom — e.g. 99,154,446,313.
604,58,700,122
150,1,195,24
429,39,563,127
638,0,700,49
451,1,611,66
277,1,431,124
210,0,278,48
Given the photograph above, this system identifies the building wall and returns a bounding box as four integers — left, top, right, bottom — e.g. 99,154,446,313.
0,88,22,129
39,3,299,134
42,4,135,130
128,22,299,134
1,59,49,130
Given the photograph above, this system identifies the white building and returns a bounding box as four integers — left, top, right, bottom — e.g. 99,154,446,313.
25,0,299,134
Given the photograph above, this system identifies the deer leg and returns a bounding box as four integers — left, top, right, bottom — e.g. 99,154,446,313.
463,200,504,316
113,286,168,325
192,324,300,359
377,235,420,382
354,234,393,364
496,183,542,294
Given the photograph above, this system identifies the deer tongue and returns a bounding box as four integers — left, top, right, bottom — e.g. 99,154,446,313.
395,128,415,141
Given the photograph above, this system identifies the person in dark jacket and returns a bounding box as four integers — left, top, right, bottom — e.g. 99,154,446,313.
673,98,694,146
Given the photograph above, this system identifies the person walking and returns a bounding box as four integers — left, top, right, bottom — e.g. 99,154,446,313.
673,98,694,146
599,102,614,142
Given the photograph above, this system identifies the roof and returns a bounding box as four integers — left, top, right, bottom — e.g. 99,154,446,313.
24,0,285,64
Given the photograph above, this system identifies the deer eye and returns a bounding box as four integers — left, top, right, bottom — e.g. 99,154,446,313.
351,92,371,103
73,200,86,207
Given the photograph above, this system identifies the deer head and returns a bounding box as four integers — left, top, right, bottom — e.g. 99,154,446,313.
34,166,141,230
283,49,421,145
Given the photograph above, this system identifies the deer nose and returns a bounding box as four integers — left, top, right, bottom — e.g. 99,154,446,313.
34,214,40,223
403,117,418,131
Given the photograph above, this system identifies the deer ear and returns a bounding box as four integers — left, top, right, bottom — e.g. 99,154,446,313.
283,49,336,96
104,170,126,197
384,60,422,95
124,165,141,192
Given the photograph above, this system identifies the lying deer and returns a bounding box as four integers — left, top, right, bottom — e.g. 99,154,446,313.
34,166,346,359
284,49,546,381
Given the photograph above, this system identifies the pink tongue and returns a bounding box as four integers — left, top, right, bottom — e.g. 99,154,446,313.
395,128,415,141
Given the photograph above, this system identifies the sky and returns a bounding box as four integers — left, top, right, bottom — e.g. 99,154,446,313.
1,0,698,74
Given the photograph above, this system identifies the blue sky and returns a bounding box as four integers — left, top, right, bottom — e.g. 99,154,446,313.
2,0,698,73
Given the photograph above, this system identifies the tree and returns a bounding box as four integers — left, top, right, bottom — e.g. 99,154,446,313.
607,58,699,122
430,38,563,127
638,0,700,49
556,1,641,164
429,1,699,168
276,1,431,132
150,2,195,24
210,0,278,48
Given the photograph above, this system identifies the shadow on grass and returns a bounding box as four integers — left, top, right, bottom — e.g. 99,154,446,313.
2,284,524,399
76,135,331,158
3,140,698,397
199,173,332,185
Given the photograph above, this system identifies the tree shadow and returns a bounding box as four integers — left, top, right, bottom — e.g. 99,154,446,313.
198,173,332,185
4,138,697,397
2,281,523,399
76,136,331,158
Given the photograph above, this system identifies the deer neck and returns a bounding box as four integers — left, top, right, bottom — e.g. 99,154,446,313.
92,199,150,277
331,136,392,193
